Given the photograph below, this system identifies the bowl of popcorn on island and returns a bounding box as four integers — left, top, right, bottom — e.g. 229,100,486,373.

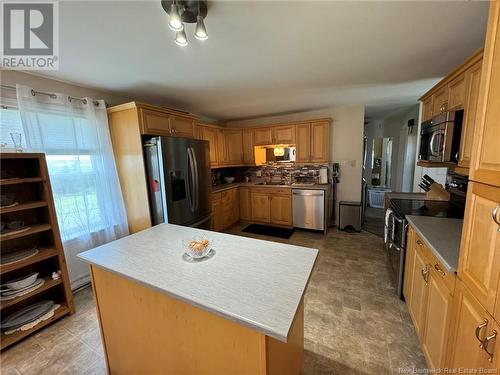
182,238,213,259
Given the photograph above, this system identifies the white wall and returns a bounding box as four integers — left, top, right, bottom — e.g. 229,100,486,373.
228,105,365,223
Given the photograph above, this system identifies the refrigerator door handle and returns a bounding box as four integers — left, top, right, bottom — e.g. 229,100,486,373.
187,147,196,212
191,147,200,211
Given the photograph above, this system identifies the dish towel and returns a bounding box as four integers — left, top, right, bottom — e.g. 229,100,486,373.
384,208,393,244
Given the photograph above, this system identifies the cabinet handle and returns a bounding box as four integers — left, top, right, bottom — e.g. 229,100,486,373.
421,266,430,284
483,330,497,363
492,204,500,232
416,239,423,246
434,263,446,277
475,319,489,346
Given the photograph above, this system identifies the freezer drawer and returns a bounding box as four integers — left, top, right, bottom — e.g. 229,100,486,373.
292,189,325,231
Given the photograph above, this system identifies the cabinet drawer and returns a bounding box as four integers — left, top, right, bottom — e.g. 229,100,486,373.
414,233,456,294
267,188,291,196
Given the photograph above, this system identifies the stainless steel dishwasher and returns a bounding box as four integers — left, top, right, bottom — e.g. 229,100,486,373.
292,189,325,231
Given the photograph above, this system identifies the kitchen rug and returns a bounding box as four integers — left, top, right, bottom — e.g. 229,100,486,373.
242,224,295,239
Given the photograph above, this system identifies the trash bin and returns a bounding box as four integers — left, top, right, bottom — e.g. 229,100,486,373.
338,201,362,232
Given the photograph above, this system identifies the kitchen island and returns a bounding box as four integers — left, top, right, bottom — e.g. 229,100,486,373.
78,224,318,374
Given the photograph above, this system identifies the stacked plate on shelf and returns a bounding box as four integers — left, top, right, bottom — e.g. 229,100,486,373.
0,272,45,301
1,300,58,334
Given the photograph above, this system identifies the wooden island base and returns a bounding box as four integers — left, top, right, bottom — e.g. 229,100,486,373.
90,266,304,374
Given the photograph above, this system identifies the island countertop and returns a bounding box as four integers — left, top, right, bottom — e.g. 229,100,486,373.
405,215,464,273
78,223,318,342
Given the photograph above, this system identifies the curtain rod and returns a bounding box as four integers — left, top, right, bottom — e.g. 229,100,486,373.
0,84,101,106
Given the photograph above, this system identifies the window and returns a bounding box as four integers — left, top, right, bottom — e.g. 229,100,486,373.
0,106,109,242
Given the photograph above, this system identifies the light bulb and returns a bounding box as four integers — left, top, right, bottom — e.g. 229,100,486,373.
168,3,183,31
175,29,188,46
194,15,208,40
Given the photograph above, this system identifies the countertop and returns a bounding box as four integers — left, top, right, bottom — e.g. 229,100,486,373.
405,215,463,273
78,223,318,343
212,182,331,193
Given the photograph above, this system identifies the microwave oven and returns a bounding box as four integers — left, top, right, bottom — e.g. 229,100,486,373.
264,146,296,163
418,110,463,163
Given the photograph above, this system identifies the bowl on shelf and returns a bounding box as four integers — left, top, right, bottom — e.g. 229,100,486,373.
182,238,213,259
224,177,235,183
2,272,39,291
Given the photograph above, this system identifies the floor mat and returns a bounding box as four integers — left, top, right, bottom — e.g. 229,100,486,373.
242,224,295,239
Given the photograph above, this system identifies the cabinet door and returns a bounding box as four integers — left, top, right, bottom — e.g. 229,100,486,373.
270,195,292,226
199,126,218,167
310,122,330,163
422,97,434,122
408,245,430,340
458,182,500,315
459,60,482,168
212,194,223,231
239,188,251,220
274,125,296,144
446,280,494,369
224,130,243,165
242,129,255,164
171,116,195,138
403,227,416,301
296,124,311,162
254,128,274,146
421,268,453,369
139,108,171,136
216,129,226,166
448,73,466,110
222,189,237,229
432,88,448,117
470,1,500,188
251,193,270,223
231,188,240,225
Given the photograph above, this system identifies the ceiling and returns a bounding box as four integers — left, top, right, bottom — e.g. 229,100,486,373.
36,1,488,121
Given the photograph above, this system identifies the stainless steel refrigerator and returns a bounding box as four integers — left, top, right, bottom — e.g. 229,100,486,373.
144,137,211,229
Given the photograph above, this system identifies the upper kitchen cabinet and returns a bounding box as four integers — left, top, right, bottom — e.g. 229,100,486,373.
458,60,482,168
274,125,296,144
254,127,274,145
170,114,196,138
242,129,255,164
224,129,244,165
432,87,449,117
310,121,330,162
197,124,219,167
134,103,197,138
470,1,500,188
448,73,466,111
253,125,296,145
295,119,331,163
421,97,433,122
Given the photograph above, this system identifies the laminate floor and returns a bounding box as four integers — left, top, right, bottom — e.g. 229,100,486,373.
1,225,426,375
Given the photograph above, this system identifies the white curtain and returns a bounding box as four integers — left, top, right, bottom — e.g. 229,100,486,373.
16,84,129,289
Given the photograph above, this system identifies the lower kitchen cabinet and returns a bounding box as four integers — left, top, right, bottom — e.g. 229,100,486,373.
403,228,416,301
446,280,498,369
251,193,271,223
239,187,251,220
222,188,239,229
407,237,430,340
421,266,453,369
270,194,292,226
212,192,224,231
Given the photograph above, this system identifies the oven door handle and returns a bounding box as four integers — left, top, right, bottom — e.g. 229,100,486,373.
388,240,404,252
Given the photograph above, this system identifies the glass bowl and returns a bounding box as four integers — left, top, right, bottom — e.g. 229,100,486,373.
182,237,212,259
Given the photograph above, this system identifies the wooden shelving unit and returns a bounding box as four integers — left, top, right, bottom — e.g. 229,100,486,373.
0,153,74,350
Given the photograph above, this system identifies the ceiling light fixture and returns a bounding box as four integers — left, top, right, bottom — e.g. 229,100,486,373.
162,1,208,46
168,1,183,31
175,29,188,47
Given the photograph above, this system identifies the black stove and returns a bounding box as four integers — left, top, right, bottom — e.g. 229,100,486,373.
390,199,465,220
